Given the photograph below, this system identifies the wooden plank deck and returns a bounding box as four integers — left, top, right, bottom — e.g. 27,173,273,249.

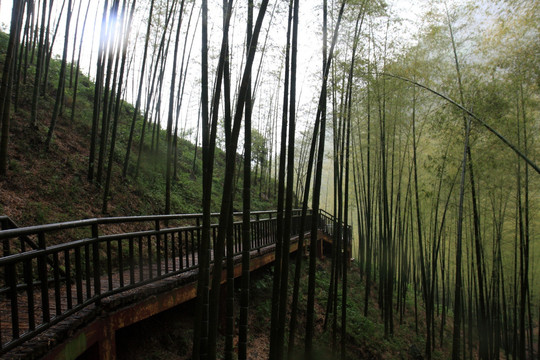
1,235,307,360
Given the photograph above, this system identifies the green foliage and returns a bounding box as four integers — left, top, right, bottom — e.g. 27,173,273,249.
0,29,279,229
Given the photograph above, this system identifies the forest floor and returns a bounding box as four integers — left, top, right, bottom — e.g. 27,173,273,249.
114,255,455,360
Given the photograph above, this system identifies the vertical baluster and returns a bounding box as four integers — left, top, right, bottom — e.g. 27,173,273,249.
75,246,83,305
24,258,35,330
64,249,72,310
269,217,272,245
38,232,50,323
185,230,190,268
84,243,91,299
3,237,10,284
261,215,265,247
264,218,268,246
118,238,124,288
164,232,169,274
2,234,11,343
92,224,101,304
260,218,264,247
147,235,153,278
266,216,269,245
238,222,242,253
212,226,217,255
231,223,235,255
256,214,260,249
155,220,161,277
196,217,201,266
235,223,240,254
239,222,243,253
266,214,270,244
53,252,61,316
250,220,255,250
8,261,19,339
269,216,273,244
258,218,263,248
252,215,256,249
179,231,184,269
262,215,266,246
106,238,112,291
19,235,26,252
129,237,135,285
138,236,144,281
171,232,177,272
191,229,196,266
240,221,244,252
261,217,265,247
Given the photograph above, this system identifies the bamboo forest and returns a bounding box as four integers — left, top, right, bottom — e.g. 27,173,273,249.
0,0,538,359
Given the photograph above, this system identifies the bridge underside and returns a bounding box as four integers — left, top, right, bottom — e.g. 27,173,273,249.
23,233,322,360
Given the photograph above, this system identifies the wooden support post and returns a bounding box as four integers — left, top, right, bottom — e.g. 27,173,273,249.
98,323,116,360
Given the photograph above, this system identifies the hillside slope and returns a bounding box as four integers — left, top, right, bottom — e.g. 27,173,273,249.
0,31,277,228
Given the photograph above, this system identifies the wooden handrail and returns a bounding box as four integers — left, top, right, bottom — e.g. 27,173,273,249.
0,209,344,354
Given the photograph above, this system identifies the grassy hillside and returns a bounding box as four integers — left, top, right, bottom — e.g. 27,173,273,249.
0,31,277,228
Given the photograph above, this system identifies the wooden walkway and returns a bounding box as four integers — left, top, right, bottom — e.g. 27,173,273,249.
0,250,205,344
4,239,301,360
0,210,344,359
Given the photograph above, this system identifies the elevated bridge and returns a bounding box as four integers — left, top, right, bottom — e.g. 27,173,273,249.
0,210,351,359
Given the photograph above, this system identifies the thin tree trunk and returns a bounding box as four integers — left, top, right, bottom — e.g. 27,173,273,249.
46,0,73,148
69,0,91,125
239,1,253,359
207,3,269,359
340,7,365,357
165,0,186,215
288,0,327,350
13,0,31,111
192,0,210,356
88,0,110,181
0,0,23,176
68,0,83,89
452,116,472,360
30,0,49,127
122,0,154,177
102,0,136,213
275,0,299,357
222,2,234,359
193,1,233,357
42,0,64,95
306,2,346,356
269,0,292,356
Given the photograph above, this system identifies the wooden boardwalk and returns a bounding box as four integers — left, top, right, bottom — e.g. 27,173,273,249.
0,250,206,346
0,210,343,359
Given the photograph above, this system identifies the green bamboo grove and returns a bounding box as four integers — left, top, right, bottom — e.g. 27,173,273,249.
0,0,538,359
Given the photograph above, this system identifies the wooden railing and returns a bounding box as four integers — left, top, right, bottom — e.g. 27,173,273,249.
0,209,349,354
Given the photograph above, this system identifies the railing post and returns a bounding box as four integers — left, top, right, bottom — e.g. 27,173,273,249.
3,234,10,287
24,258,35,330
196,217,201,266
268,213,272,247
92,223,101,305
255,214,260,250
196,217,201,248
155,220,161,277
37,232,50,323
8,261,19,339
